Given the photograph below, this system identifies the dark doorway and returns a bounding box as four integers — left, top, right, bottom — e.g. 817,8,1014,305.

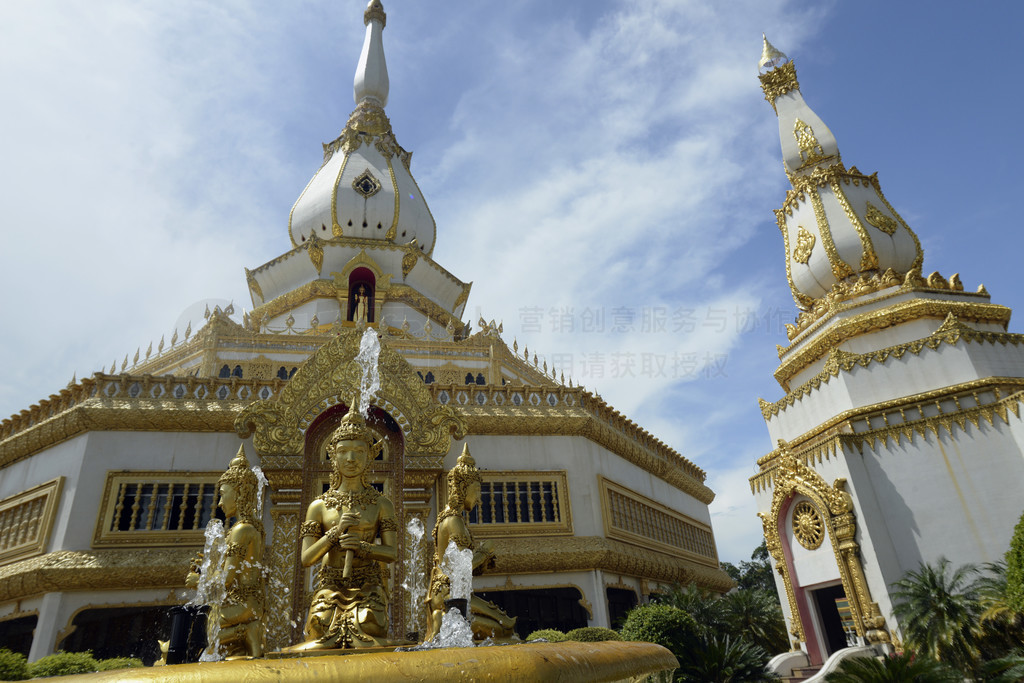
811,584,848,655
0,615,37,656
606,588,637,629
59,606,174,665
475,587,588,639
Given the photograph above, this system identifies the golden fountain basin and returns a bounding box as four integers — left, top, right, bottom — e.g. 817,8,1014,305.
51,641,676,682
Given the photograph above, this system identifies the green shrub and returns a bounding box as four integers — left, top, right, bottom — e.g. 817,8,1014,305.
565,627,622,642
675,634,775,683
620,603,699,658
526,628,568,642
96,656,143,671
1007,510,1024,613
824,651,961,682
28,651,98,678
0,648,30,681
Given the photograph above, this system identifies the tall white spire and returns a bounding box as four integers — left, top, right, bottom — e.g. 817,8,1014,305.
354,0,389,107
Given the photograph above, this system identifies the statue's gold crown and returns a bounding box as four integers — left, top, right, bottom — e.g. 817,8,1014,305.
447,443,481,491
219,444,257,490
333,407,371,443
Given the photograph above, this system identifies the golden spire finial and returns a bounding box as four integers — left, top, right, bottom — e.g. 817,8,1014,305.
364,0,386,28
759,34,789,73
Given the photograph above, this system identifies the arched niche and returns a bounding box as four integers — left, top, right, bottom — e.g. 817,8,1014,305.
759,441,890,658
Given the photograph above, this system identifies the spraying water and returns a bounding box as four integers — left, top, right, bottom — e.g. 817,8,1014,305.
401,517,427,637
188,520,227,661
251,465,268,518
355,328,381,417
442,540,473,605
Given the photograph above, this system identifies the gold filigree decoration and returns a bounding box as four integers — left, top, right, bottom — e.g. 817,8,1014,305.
865,201,897,235
245,268,264,304
401,242,419,279
760,442,890,645
776,210,816,311
487,536,733,594
352,169,382,199
384,155,399,241
829,180,879,272
773,299,1012,393
809,189,855,280
759,61,800,113
792,501,823,549
793,119,826,165
782,268,981,344
792,227,815,264
306,231,324,275
234,329,468,458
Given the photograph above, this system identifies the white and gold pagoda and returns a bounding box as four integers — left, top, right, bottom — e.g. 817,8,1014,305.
0,2,730,662
752,36,1024,667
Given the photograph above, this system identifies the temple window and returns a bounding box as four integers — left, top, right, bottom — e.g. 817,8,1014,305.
277,367,289,380
475,373,485,385
465,471,571,535
232,365,243,378
600,477,717,561
424,372,435,384
94,472,223,547
347,267,375,323
218,365,231,378
0,478,63,566
464,373,474,385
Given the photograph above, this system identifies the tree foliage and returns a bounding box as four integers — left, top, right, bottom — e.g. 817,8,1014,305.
823,651,962,683
721,542,775,594
674,634,776,683
1007,509,1024,614
890,558,981,675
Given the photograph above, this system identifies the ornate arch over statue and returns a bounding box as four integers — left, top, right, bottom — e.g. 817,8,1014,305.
234,329,466,464
759,441,889,652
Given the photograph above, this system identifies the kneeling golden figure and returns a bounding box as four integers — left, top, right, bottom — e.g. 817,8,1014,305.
290,409,399,650
426,444,518,642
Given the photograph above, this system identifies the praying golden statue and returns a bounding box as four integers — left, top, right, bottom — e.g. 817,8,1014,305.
425,444,518,642
290,408,399,650
186,444,266,658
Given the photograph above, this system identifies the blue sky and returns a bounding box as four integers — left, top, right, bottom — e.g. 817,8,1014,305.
1,1,1022,565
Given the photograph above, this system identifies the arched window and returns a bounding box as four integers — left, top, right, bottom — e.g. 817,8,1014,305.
218,365,231,378
277,367,289,380
347,267,376,323
424,371,435,384
232,365,243,378
288,367,298,379
475,373,486,385
465,373,475,385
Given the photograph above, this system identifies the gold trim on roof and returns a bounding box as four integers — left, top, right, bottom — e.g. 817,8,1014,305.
759,61,799,113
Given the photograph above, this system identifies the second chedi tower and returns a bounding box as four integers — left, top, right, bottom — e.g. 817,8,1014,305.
750,37,1024,667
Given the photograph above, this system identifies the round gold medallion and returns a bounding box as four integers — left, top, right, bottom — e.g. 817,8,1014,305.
792,501,824,549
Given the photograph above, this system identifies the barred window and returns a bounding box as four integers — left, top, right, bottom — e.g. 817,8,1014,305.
93,472,222,547
464,471,572,537
600,477,718,562
0,478,63,566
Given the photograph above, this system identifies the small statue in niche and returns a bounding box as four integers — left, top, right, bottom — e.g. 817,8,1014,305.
351,284,372,324
288,408,400,650
425,443,518,641
185,445,266,658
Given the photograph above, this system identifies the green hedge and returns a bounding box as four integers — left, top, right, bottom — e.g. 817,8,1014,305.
0,648,29,681
96,657,143,671
620,603,699,658
565,627,622,642
526,628,568,642
28,651,99,678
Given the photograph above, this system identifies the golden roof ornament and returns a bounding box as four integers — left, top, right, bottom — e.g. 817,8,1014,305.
364,0,386,28
758,34,789,73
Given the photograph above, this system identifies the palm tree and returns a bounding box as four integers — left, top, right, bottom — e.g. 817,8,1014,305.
674,634,776,682
984,650,1024,683
654,582,727,637
824,651,962,682
720,589,788,654
890,557,981,675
